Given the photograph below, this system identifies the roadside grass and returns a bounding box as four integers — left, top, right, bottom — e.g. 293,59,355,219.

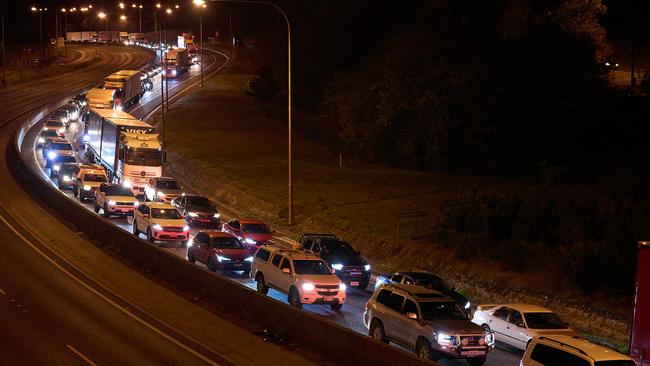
149,45,631,349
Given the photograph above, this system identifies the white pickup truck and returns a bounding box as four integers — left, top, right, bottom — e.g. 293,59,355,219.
251,245,347,310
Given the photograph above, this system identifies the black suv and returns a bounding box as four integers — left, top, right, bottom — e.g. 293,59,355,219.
299,233,371,290
171,194,221,228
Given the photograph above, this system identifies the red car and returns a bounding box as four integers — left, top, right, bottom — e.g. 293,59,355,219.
186,231,252,275
221,219,274,254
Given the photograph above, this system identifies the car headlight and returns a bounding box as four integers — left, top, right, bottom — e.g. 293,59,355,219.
58,127,65,133
485,332,495,346
82,134,90,143
122,180,132,188
245,256,253,262
133,200,140,207
47,151,57,159
339,283,347,291
436,332,457,346
245,238,256,245
188,212,198,217
302,283,315,291
115,105,123,111
213,213,220,219
187,239,193,247
183,225,190,232
108,200,116,206
465,301,471,310
53,165,61,171
62,175,71,182
81,101,87,106
152,224,163,230
171,69,177,76
217,255,230,262
364,264,371,271
71,112,78,119
331,264,343,271
83,185,91,191
38,137,45,143
61,117,68,123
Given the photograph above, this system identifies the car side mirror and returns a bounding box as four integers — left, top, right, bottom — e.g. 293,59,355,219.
282,268,291,274
407,312,418,320
330,268,336,274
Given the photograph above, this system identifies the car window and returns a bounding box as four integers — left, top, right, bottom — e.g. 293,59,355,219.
156,180,180,190
312,243,321,252
195,233,209,243
319,238,356,255
255,248,271,262
302,239,313,250
493,307,510,320
280,257,291,271
231,220,240,229
524,312,567,329
530,343,590,366
211,237,244,249
376,289,392,306
509,310,524,326
403,277,414,285
420,301,467,321
84,174,107,182
242,223,271,234
391,274,403,283
403,299,418,315
594,361,637,366
151,208,182,219
271,253,282,267
293,260,331,274
388,292,405,313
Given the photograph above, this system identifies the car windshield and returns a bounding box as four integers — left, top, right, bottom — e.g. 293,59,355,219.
55,156,77,163
211,237,244,249
321,239,356,256
106,186,134,196
415,277,452,292
42,130,58,137
156,180,180,190
293,260,332,275
124,147,162,167
186,197,213,208
151,208,182,219
242,223,271,234
594,362,637,366
419,301,467,321
524,312,567,329
46,121,64,127
84,174,107,182
51,143,73,150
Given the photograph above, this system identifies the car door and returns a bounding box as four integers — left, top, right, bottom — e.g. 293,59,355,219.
389,274,403,286
396,297,420,348
268,253,284,289
277,257,294,291
383,291,406,341
134,205,145,233
506,309,528,349
230,220,241,237
489,306,512,346
193,232,210,263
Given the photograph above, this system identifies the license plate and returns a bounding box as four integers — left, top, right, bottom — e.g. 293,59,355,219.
461,350,485,356
324,296,334,301
350,272,362,276
350,281,359,286
234,263,243,267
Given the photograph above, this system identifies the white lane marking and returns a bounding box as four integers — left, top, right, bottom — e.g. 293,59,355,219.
66,344,98,366
0,288,5,295
0,209,220,366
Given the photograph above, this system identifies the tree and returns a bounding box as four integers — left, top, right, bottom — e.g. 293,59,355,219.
246,65,279,101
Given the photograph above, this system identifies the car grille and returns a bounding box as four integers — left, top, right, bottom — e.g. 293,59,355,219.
342,266,365,276
163,227,184,232
460,335,482,347
316,285,339,296
116,202,134,206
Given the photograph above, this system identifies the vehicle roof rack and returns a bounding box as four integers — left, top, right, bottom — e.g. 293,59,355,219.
537,337,593,359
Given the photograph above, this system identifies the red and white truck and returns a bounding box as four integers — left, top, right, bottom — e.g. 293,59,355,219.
630,241,650,365
163,48,189,79
103,70,144,110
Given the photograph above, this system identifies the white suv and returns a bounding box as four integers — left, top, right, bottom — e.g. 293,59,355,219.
133,202,189,245
251,245,346,310
521,335,636,366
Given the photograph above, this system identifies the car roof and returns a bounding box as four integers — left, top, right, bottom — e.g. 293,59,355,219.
395,272,443,280
382,283,452,302
200,231,236,239
145,202,176,209
498,304,554,313
78,164,104,170
239,219,265,224
537,336,633,361
262,245,322,260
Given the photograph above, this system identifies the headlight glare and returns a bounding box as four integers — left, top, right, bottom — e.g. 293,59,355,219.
217,255,230,262
188,212,198,217
302,283,315,291
364,264,371,271
152,224,163,230
245,256,254,262
245,238,256,245
331,264,343,271
83,185,91,191
339,283,347,291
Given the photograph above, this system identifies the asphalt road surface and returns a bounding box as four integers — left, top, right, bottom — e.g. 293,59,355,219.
16,44,525,366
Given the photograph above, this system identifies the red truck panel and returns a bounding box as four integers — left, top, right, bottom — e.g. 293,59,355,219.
631,241,650,365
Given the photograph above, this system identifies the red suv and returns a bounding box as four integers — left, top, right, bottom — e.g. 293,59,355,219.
222,219,274,254
187,231,253,276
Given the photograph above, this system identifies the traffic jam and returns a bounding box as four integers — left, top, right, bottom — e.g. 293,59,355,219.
29,40,644,366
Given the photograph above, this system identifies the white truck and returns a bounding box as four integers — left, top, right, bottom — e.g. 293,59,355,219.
103,70,144,110
84,108,163,196
66,32,82,42
85,88,116,109
163,48,189,79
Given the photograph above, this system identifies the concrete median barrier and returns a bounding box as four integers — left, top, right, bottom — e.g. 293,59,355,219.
8,109,435,366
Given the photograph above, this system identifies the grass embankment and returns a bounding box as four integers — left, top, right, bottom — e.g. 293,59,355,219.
149,45,630,349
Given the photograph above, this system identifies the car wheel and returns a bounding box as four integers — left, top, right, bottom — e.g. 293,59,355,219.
369,319,388,343
146,228,155,243
481,324,491,333
357,280,370,290
256,273,269,294
93,200,100,213
288,287,302,309
467,357,486,366
416,337,433,360
57,180,63,190
132,221,139,236
187,248,196,263
102,204,110,218
73,186,78,197
330,303,343,311
207,256,218,272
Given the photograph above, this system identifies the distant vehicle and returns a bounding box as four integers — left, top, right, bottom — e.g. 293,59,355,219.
187,231,252,275
471,304,576,350
132,202,189,245
72,164,108,202
364,283,493,365
57,162,81,190
163,48,189,78
46,153,78,177
144,177,183,203
66,32,82,42
171,194,220,228
37,129,60,148
103,70,145,110
630,241,650,366
222,219,273,254
604,61,620,71
42,118,66,137
85,88,116,109
251,245,347,310
94,183,139,218
375,272,471,312
43,140,76,174
521,335,635,366
299,233,371,290
141,75,153,92
187,44,200,64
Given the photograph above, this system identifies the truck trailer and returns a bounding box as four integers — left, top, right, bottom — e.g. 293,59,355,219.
84,108,163,195
85,88,115,109
163,48,189,78
66,32,82,42
103,70,144,110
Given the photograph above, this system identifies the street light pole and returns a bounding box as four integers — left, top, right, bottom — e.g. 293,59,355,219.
193,1,205,87
1,14,6,85
208,0,293,224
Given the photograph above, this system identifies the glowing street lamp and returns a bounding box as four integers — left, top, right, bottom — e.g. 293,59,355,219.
98,11,108,31
119,2,125,9
120,14,127,21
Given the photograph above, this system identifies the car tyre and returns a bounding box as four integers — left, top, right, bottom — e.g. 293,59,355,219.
147,228,155,243
416,337,433,360
103,203,110,218
207,256,218,272
369,319,388,344
93,200,100,213
133,221,139,236
288,287,302,309
330,303,343,311
256,273,269,294
357,280,369,290
73,186,78,197
467,357,486,366
187,248,196,263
